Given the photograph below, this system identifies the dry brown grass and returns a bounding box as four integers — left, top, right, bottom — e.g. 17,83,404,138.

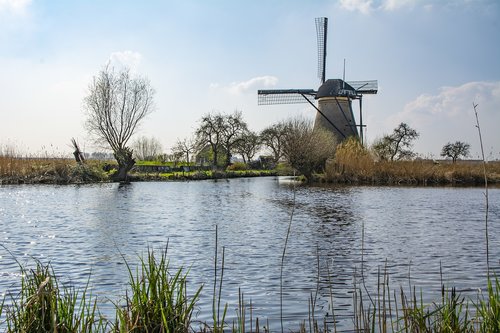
323,138,500,185
0,155,108,184
0,155,68,179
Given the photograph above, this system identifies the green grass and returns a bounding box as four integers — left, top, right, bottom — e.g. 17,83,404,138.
474,277,500,332
115,246,202,333
131,169,277,181
351,270,500,333
1,259,104,332
1,250,499,332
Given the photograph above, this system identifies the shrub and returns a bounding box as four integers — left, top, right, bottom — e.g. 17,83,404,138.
281,117,336,182
226,162,248,171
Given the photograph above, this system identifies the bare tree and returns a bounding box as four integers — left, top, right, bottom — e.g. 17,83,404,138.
372,122,419,161
441,141,470,163
281,117,336,182
132,136,163,161
235,130,261,164
84,66,154,181
260,122,287,164
195,112,225,168
171,137,197,164
221,111,248,166
195,111,248,168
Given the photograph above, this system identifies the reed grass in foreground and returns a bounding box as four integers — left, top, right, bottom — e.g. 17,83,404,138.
115,246,202,332
1,248,499,332
1,259,104,332
352,272,500,333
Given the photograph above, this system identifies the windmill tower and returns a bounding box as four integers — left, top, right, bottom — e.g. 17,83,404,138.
258,17,378,145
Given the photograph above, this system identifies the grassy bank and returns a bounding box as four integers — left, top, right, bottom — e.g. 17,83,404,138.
322,159,500,185
132,169,278,181
321,139,500,186
1,247,499,332
0,156,279,184
2,153,500,186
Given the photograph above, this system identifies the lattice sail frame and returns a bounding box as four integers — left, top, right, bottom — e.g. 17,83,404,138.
315,17,328,84
346,80,378,95
257,89,316,105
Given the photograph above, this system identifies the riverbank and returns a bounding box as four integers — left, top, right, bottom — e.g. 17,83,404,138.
321,158,500,186
1,155,499,185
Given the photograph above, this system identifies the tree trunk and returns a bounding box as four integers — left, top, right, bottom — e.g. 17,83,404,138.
225,152,231,168
71,138,85,164
113,147,135,182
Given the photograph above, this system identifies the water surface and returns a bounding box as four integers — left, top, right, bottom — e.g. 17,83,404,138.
0,177,499,331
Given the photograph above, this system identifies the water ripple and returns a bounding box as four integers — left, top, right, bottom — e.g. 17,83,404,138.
0,179,499,331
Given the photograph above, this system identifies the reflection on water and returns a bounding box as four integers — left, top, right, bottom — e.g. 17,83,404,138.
0,178,499,331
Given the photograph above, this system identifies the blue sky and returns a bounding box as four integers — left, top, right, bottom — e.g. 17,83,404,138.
1,0,499,160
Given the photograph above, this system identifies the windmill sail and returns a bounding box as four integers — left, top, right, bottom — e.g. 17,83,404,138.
257,89,316,105
315,17,328,84
257,17,378,145
346,80,378,94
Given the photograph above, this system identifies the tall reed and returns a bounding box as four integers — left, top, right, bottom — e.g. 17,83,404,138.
210,225,229,333
0,155,108,184
1,249,500,332
1,260,103,332
473,102,490,277
325,137,500,185
115,246,202,333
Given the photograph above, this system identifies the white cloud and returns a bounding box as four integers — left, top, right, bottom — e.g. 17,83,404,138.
0,0,30,14
401,81,500,122
339,0,487,14
339,0,374,14
223,76,279,95
108,51,143,72
339,0,417,14
389,81,500,158
381,0,417,11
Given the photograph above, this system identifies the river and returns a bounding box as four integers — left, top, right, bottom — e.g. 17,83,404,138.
0,177,499,331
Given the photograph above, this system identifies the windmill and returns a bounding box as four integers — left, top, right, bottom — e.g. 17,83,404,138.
258,17,378,145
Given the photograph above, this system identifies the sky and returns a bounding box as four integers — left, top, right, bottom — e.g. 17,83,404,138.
1,0,499,160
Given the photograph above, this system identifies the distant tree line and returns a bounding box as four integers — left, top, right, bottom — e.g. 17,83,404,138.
81,66,473,182
171,111,336,179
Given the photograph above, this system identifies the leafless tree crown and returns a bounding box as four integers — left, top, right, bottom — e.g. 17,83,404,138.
84,67,155,152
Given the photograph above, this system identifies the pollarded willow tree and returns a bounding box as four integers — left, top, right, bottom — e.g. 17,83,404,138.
84,66,155,181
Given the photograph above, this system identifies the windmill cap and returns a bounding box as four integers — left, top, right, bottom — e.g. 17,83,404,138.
316,79,356,99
